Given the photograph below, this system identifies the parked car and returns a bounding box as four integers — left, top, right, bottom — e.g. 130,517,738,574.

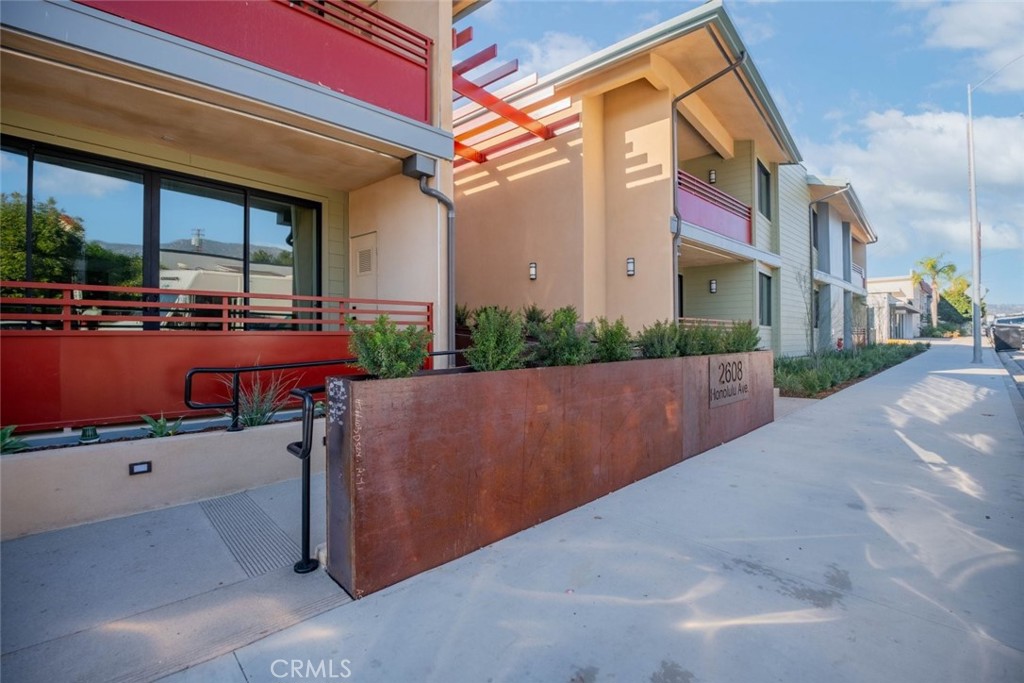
991,314,1024,350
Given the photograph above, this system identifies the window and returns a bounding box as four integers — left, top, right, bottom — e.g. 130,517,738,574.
757,161,771,218
1,137,320,309
759,272,772,326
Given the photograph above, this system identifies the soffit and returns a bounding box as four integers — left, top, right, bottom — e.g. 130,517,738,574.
809,182,876,244
0,30,403,192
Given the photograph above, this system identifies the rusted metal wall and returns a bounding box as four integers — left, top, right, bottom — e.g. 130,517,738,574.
327,351,773,597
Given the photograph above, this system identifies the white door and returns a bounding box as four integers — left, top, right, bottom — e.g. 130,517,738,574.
349,232,378,320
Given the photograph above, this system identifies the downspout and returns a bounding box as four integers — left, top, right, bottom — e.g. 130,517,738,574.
419,176,456,357
807,184,850,356
403,155,455,360
671,51,747,320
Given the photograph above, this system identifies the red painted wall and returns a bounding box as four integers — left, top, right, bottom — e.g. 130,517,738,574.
78,0,430,123
677,187,752,244
0,332,360,432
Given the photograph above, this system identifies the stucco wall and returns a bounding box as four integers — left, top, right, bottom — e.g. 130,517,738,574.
602,79,674,331
349,173,448,347
454,130,585,314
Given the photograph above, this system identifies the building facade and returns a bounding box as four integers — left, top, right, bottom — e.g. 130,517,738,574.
453,0,876,356
1,0,464,430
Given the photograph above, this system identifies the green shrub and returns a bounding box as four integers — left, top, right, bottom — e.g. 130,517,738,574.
349,314,431,379
141,413,183,437
522,303,549,338
455,303,472,328
465,306,526,372
678,323,729,356
774,342,928,398
533,306,593,367
219,370,298,427
592,317,633,362
637,320,680,359
726,321,761,353
1,425,28,454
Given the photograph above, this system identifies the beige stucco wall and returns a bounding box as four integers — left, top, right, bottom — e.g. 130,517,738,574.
0,420,326,540
602,79,674,331
349,173,450,348
455,130,586,315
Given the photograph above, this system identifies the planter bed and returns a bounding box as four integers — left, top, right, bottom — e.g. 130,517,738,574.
326,351,773,597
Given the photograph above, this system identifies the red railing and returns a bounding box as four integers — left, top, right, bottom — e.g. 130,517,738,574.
676,170,752,244
1,282,433,432
0,281,432,332
76,0,433,123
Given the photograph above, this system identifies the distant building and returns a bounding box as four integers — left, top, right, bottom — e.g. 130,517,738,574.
867,275,932,341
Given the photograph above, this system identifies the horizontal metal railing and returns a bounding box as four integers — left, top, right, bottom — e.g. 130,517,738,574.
277,0,431,68
0,281,432,333
677,170,752,220
679,317,747,331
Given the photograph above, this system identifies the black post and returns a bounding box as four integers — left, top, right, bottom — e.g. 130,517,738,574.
227,372,242,431
290,388,320,574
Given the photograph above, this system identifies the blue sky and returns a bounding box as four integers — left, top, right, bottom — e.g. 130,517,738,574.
456,0,1024,306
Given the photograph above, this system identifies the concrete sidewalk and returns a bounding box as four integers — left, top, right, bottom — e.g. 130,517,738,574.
3,338,1023,682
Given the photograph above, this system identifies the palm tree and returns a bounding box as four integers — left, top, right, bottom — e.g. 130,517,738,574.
912,254,957,327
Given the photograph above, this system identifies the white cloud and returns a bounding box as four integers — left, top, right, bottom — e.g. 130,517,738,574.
733,12,776,46
34,165,133,198
921,2,1024,91
510,31,597,78
803,109,1024,265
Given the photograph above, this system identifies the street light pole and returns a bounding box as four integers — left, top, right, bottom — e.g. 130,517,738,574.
965,53,1024,365
966,82,982,364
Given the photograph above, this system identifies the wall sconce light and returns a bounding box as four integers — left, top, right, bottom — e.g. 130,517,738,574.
626,257,636,277
529,262,537,280
709,279,717,294
708,169,717,184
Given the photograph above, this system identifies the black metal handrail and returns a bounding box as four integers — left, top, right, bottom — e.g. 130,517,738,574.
185,350,463,574
184,357,359,431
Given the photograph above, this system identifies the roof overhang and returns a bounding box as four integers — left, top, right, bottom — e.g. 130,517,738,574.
455,0,800,165
1,1,451,192
808,176,877,244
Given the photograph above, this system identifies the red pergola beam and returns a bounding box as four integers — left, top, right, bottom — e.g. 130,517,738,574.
454,45,497,75
453,59,520,101
453,26,473,49
453,72,553,140
454,140,487,164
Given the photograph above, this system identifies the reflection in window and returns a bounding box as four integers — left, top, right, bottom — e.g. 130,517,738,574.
4,154,144,290
1,147,29,283
249,197,317,329
159,179,244,294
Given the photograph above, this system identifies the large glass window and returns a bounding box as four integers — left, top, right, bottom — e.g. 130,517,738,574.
1,137,321,329
1,147,29,283
33,155,144,289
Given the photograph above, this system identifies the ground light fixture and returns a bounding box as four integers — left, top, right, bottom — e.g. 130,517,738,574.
626,257,636,277
79,426,99,443
708,169,717,184
529,262,537,280
709,279,717,294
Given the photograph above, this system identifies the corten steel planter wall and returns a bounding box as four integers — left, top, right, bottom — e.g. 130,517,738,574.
326,351,773,597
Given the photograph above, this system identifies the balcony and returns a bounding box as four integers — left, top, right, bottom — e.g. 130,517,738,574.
852,263,866,289
76,0,432,123
0,281,433,432
676,170,752,244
